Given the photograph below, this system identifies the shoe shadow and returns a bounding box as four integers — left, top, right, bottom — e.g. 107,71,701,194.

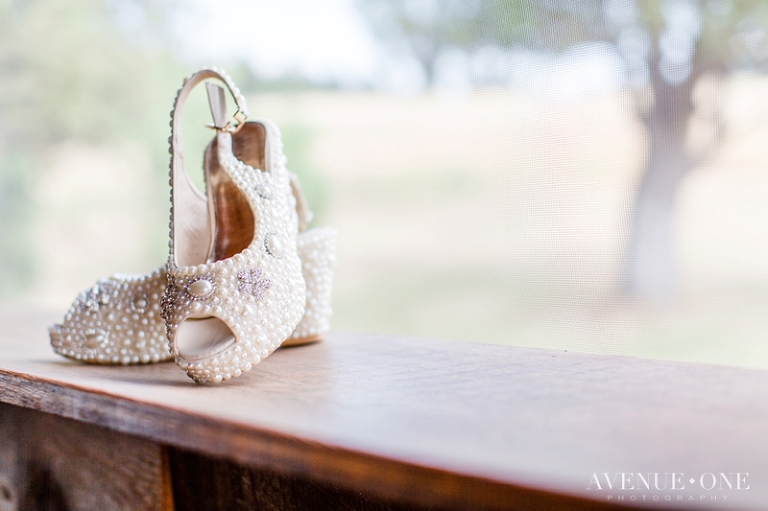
33,340,329,389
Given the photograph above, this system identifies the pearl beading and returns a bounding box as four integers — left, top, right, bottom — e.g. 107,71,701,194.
49,267,169,365
49,223,336,366
165,81,306,384
289,226,337,341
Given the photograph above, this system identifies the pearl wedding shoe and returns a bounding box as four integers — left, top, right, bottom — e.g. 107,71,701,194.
162,69,308,384
48,221,335,366
49,69,336,380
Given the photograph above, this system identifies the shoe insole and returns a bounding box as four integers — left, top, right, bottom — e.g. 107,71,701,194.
175,317,236,359
204,122,266,262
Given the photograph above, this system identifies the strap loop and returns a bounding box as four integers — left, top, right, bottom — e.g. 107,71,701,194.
173,67,248,136
169,67,248,268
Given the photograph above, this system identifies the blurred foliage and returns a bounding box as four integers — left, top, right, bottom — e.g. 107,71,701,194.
280,123,329,225
0,0,184,294
359,0,768,81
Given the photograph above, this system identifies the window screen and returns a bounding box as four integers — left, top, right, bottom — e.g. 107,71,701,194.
2,0,767,368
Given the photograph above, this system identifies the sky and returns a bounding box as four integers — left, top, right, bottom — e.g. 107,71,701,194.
171,0,381,87
165,0,627,98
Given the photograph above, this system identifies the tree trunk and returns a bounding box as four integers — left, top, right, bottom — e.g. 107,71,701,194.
624,69,696,301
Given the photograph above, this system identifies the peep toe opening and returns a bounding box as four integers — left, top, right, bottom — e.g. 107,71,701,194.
175,317,235,360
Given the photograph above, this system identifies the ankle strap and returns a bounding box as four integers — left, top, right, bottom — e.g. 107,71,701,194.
169,68,248,202
171,67,248,138
169,68,248,269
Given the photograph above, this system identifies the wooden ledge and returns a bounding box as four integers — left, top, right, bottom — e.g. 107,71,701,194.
0,307,766,510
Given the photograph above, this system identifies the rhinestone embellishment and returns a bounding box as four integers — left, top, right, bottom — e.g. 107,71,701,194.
237,269,272,300
132,293,149,313
80,283,112,313
254,182,272,199
49,267,171,365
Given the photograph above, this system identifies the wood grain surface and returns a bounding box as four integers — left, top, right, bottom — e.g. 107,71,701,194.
0,402,168,511
0,307,766,510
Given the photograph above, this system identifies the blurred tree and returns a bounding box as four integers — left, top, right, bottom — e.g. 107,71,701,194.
359,0,489,81
0,0,183,295
360,0,768,300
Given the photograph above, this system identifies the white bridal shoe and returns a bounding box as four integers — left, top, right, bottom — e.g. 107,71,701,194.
49,68,337,382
